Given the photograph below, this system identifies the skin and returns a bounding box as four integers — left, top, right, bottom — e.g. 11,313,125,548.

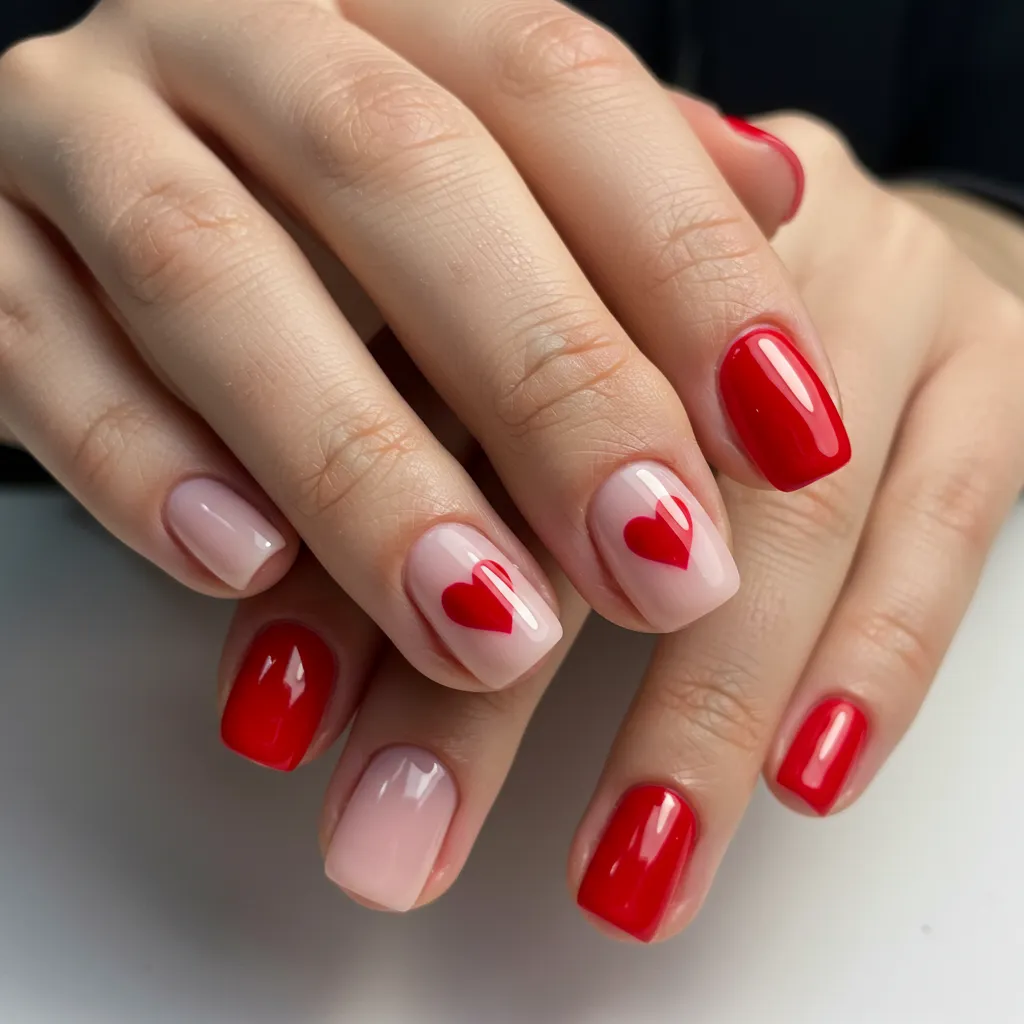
221,114,1024,937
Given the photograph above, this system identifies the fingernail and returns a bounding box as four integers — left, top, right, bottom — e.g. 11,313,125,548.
165,478,286,589
325,746,456,912
777,697,868,815
221,623,335,771
719,327,851,491
406,523,563,689
589,461,739,631
577,785,698,943
724,116,805,222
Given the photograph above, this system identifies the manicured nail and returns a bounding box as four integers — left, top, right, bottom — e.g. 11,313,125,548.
777,697,868,815
165,478,286,589
221,623,335,771
325,746,456,912
406,523,562,689
719,327,851,492
577,785,698,943
724,116,806,222
589,461,739,631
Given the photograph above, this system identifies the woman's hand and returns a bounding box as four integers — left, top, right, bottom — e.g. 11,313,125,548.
0,0,848,695
217,112,1024,930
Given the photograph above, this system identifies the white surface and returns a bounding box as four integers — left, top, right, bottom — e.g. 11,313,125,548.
1,491,1022,1024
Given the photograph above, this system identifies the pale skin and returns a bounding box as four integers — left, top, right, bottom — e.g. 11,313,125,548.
1,0,1022,940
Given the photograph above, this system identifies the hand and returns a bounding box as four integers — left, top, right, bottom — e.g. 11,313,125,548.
216,113,1024,934
0,0,847,697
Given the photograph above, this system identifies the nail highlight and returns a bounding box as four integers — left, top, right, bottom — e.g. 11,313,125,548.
719,327,851,491
777,697,868,815
724,116,806,222
221,623,335,771
325,746,456,912
577,785,698,943
406,523,562,689
166,478,285,589
590,461,739,631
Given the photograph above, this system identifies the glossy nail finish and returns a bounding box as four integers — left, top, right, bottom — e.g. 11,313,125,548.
166,478,285,589
577,785,698,943
777,698,868,815
719,328,851,491
724,116,806,222
406,523,562,689
325,746,457,912
221,623,335,771
590,461,739,631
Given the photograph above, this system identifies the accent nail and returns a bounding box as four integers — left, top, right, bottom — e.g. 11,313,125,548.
777,697,868,815
406,523,562,689
221,623,335,771
325,746,456,912
719,327,851,491
589,461,739,631
165,478,286,589
724,116,806,222
577,785,698,943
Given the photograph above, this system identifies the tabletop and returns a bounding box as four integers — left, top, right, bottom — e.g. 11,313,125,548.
1,490,1022,1024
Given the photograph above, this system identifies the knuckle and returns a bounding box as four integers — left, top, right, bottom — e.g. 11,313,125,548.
648,652,767,758
295,60,477,192
106,178,257,308
71,398,161,489
486,5,632,99
847,603,934,684
0,34,67,98
489,305,635,441
293,388,423,521
0,284,43,377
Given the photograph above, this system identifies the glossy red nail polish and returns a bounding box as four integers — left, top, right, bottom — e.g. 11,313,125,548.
221,623,335,772
777,698,868,815
719,327,851,491
724,116,806,222
577,785,697,942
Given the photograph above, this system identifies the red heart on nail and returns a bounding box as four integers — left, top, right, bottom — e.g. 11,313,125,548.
441,560,515,633
623,496,693,569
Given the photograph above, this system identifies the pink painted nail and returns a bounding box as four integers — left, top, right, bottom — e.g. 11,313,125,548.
325,746,457,912
589,461,739,631
165,478,285,590
406,523,562,689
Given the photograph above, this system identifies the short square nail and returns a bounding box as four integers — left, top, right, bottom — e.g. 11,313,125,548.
577,785,698,943
589,461,739,631
405,523,562,689
719,327,851,491
221,622,335,771
325,746,457,912
165,478,286,589
776,698,868,815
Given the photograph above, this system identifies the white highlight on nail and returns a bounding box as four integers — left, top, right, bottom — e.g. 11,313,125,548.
759,335,815,412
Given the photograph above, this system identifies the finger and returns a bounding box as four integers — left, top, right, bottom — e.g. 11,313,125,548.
0,195,297,595
0,44,562,692
317,469,591,911
568,182,940,943
768,294,1024,815
143,0,740,636
340,0,848,492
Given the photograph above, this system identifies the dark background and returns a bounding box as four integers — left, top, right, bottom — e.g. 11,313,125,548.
2,0,1022,485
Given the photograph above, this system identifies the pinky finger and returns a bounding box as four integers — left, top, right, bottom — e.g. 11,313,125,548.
0,198,297,595
767,330,1024,815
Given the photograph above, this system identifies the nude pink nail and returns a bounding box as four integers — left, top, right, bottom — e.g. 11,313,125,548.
165,478,285,590
325,746,457,912
406,523,562,689
589,461,739,631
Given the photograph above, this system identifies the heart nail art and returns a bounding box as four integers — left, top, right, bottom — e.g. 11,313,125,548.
623,497,693,569
441,560,515,633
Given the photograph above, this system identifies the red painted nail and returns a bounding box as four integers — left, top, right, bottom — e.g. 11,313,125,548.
777,698,868,815
724,116,806,222
577,785,698,942
719,327,851,491
221,623,335,771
